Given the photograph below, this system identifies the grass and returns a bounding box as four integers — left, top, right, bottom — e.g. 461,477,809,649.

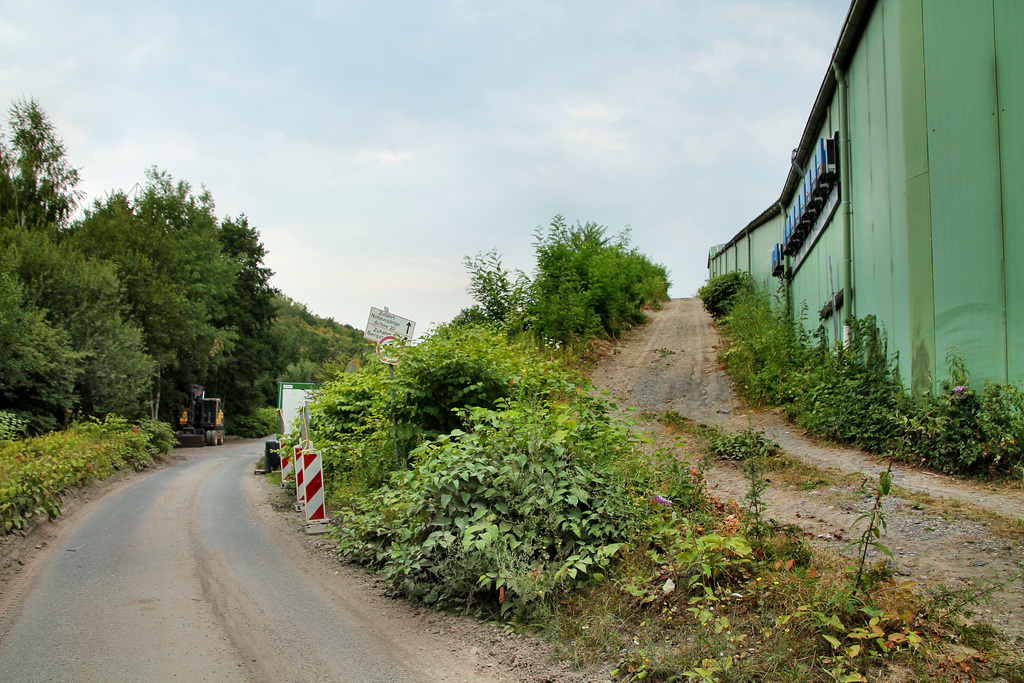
541,536,941,682
546,408,1024,681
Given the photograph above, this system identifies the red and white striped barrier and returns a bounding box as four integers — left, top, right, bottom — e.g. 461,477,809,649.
294,444,306,508
280,441,294,485
303,450,327,525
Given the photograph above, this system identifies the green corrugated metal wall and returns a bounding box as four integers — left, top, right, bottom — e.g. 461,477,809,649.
707,0,1023,390
750,213,782,287
925,1,1007,384
841,2,915,376
994,0,1024,384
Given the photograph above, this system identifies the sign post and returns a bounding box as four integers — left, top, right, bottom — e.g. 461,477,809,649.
364,307,416,469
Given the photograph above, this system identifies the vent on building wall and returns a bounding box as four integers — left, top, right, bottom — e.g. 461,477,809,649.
780,137,839,259
771,244,784,277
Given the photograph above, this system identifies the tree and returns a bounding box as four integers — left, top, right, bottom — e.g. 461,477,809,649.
70,169,237,419
271,294,369,380
462,249,531,324
0,98,82,230
0,238,79,431
3,223,154,418
204,215,280,417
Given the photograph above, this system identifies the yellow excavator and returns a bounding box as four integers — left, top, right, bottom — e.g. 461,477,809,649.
175,385,225,447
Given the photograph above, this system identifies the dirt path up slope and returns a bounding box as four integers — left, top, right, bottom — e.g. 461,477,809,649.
591,298,1024,519
590,298,1024,642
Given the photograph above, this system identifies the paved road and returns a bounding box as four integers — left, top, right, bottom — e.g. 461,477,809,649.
0,439,420,683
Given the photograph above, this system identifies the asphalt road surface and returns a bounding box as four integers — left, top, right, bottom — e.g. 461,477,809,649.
0,439,453,682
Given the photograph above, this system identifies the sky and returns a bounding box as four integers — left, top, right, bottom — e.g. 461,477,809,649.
0,0,851,334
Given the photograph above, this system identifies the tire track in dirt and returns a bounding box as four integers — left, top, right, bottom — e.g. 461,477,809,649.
590,298,1024,643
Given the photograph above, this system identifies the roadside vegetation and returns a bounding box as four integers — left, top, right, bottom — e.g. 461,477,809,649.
453,216,670,351
0,411,175,532
289,237,1024,681
306,326,1023,681
0,97,370,532
699,273,1024,480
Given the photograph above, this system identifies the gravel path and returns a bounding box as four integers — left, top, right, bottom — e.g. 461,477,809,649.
590,298,1024,643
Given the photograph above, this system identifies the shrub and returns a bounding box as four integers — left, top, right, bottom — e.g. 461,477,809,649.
719,287,805,406
787,317,903,452
698,271,754,319
392,325,577,445
1,415,158,531
531,217,669,343
329,394,652,619
890,351,1024,475
307,326,579,492
136,418,177,454
716,287,1024,477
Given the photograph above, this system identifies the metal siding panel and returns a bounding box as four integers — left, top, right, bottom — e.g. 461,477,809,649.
866,6,896,353
899,0,937,395
736,238,749,279
848,33,879,332
883,0,913,380
751,214,780,288
924,1,1007,384
995,0,1024,384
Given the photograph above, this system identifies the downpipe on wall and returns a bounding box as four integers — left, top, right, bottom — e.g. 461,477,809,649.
833,60,855,348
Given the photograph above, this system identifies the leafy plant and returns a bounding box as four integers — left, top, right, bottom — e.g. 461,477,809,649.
701,424,781,462
715,284,1024,478
845,463,893,591
1,415,160,532
329,394,651,620
697,272,754,319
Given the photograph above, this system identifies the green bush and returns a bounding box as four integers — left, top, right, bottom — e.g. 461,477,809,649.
1,415,158,531
227,406,279,439
716,287,1024,477
392,325,576,440
309,366,392,490
461,217,670,345
890,352,1024,475
307,327,579,492
787,317,903,453
701,424,782,461
531,217,669,343
329,395,652,619
719,288,806,406
698,271,754,319
135,418,177,455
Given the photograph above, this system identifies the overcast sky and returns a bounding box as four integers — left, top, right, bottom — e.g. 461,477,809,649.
1,0,850,333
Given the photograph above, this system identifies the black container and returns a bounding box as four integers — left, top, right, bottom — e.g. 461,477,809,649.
264,440,281,471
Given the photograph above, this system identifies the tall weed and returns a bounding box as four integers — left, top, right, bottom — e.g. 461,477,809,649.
719,288,805,406
1,415,163,531
714,284,1024,476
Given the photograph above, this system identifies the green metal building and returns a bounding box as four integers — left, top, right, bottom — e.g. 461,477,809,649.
708,0,1022,395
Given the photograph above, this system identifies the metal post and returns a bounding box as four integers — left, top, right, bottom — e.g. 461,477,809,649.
389,363,400,468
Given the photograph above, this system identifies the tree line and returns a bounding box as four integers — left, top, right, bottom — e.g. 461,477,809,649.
0,98,365,434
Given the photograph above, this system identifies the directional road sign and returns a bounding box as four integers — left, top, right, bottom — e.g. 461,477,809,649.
364,307,416,343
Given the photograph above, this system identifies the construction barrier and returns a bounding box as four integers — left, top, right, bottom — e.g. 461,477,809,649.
303,450,327,524
280,441,294,484
294,444,306,507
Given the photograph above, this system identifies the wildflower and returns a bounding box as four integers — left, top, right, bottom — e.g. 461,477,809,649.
953,385,966,394
650,495,673,507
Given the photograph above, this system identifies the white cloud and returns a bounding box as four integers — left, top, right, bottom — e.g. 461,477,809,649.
0,0,851,315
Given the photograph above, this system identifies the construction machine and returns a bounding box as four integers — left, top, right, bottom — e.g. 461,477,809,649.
175,385,225,447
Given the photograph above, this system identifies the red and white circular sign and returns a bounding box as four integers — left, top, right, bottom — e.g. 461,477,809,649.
376,336,402,364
